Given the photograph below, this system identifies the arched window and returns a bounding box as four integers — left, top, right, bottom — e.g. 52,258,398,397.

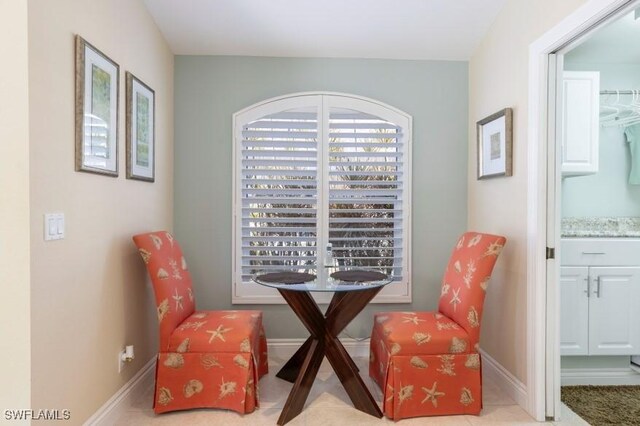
233,93,412,303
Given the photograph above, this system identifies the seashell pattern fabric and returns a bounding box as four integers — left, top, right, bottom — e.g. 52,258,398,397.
369,232,506,420
437,233,505,346
133,231,269,414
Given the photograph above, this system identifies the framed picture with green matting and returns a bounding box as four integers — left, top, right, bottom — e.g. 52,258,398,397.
75,35,119,177
125,72,155,182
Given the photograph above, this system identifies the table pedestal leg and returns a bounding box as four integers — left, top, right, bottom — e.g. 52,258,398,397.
276,338,313,383
277,339,325,425
276,292,350,383
276,288,383,425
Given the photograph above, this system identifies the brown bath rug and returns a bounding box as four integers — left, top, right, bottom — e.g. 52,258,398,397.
561,385,640,425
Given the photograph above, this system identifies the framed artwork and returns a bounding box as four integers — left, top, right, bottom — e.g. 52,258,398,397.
477,108,513,179
75,35,119,176
126,72,155,182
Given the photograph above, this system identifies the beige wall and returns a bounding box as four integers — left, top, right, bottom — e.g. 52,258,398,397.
0,0,31,417
468,0,588,383
28,0,173,422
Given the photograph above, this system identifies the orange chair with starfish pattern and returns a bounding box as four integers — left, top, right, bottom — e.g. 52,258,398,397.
133,231,269,414
369,232,506,420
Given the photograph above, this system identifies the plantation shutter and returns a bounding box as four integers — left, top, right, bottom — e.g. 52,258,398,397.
234,94,411,303
239,107,319,282
328,108,404,281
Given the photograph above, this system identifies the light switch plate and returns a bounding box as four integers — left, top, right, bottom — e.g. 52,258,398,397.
44,213,64,241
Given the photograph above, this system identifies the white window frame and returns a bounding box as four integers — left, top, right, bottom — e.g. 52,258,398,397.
232,92,412,304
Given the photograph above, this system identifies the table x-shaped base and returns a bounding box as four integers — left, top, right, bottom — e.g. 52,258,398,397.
275,287,383,425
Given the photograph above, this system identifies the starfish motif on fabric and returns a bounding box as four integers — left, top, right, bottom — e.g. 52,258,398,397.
386,384,394,402
206,324,232,343
191,321,207,331
483,240,504,258
178,320,207,331
449,287,461,311
421,381,445,407
402,315,426,325
172,288,184,311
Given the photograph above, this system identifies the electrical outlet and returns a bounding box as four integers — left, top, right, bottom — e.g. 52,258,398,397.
118,345,135,372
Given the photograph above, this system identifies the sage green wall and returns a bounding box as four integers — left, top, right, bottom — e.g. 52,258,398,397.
174,56,468,338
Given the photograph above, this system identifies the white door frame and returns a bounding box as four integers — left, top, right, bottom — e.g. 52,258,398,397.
527,0,637,421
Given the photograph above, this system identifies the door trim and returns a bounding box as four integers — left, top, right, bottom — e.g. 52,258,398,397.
527,0,635,421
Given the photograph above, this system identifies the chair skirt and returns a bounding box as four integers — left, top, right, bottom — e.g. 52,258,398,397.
370,326,482,420
153,323,269,414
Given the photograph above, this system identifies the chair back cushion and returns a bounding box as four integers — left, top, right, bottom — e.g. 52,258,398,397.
437,232,506,347
133,231,196,349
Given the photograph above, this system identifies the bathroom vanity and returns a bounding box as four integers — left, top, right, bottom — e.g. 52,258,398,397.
560,218,640,357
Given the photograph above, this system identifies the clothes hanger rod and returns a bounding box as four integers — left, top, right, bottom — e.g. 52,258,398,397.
600,90,638,95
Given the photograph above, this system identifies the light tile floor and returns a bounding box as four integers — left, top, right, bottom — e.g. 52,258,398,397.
116,356,590,425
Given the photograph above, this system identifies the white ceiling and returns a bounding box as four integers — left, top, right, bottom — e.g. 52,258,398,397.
566,10,640,63
142,0,508,60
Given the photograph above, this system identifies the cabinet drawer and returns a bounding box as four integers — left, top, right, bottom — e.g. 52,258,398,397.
561,238,640,266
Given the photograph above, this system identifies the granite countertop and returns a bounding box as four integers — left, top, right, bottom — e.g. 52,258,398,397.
561,217,640,238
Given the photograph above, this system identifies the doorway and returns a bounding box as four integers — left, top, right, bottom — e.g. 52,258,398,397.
535,0,640,421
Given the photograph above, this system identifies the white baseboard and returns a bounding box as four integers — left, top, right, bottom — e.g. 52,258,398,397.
84,357,155,426
480,349,528,409
561,368,640,386
267,337,370,360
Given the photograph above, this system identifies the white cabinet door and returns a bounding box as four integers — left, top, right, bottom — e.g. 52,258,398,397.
561,71,599,176
588,267,640,355
560,267,590,355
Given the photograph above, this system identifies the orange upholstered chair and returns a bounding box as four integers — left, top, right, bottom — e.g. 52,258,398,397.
132,231,269,414
369,232,506,420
